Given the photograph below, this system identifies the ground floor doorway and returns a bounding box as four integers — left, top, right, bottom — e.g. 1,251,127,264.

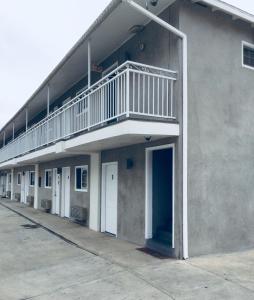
145,144,174,255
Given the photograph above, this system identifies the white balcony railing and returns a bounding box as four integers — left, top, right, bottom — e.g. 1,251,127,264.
0,61,177,163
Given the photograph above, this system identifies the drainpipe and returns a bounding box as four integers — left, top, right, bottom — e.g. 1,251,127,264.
123,0,188,259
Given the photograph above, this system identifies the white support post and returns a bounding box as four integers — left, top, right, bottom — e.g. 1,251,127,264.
89,153,101,231
47,85,50,116
88,40,91,129
47,85,50,143
34,164,39,209
88,40,91,88
25,109,28,132
126,68,130,117
12,123,15,141
11,169,14,200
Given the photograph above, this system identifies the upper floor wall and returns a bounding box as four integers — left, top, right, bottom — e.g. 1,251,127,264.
179,1,254,256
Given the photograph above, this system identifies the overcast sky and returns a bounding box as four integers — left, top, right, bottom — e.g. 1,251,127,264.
0,0,253,129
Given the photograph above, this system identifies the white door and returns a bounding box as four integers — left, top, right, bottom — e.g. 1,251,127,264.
52,168,61,215
61,167,70,218
102,163,118,235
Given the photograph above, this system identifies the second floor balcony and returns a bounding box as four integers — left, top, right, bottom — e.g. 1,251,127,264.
0,61,178,164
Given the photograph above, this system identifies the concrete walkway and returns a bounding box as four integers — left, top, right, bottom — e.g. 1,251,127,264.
1,199,254,299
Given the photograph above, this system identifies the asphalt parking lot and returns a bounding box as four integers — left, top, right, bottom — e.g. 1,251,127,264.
1,200,254,300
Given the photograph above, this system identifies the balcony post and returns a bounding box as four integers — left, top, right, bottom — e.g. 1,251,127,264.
126,67,130,118
47,85,50,143
47,85,50,115
12,123,15,141
87,40,91,129
25,108,28,132
34,164,39,209
88,40,91,88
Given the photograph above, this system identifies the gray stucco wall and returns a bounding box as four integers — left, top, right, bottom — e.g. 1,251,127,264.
101,137,182,258
38,155,90,222
180,1,254,256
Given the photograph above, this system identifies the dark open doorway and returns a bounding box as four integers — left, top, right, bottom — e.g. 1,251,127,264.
146,146,174,256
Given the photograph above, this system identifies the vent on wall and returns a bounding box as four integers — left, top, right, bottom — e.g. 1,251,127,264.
71,206,87,223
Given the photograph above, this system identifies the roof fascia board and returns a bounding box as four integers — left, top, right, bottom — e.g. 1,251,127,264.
201,0,254,24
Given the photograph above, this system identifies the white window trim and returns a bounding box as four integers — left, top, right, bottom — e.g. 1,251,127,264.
75,165,88,192
17,172,21,185
242,41,254,71
29,171,35,187
45,169,52,189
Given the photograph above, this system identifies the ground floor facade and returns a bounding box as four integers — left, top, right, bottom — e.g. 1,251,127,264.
0,137,182,258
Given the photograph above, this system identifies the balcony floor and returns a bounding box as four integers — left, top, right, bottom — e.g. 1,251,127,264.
0,119,179,168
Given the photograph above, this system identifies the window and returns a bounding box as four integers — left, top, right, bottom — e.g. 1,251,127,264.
242,41,254,70
29,171,35,187
75,166,88,192
45,170,52,188
17,173,21,185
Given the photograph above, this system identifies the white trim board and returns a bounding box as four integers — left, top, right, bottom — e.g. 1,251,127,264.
200,0,254,26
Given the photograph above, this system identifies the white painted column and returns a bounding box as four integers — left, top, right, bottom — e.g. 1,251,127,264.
25,108,28,131
89,153,101,231
87,40,91,130
12,123,15,141
47,85,50,116
34,164,39,209
11,169,14,200
47,86,50,144
88,40,91,88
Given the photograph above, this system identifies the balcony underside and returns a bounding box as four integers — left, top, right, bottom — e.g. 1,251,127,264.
0,120,179,169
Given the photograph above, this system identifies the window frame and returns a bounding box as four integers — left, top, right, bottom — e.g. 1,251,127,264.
44,169,52,189
29,171,35,187
242,41,254,71
17,172,21,185
75,165,88,192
